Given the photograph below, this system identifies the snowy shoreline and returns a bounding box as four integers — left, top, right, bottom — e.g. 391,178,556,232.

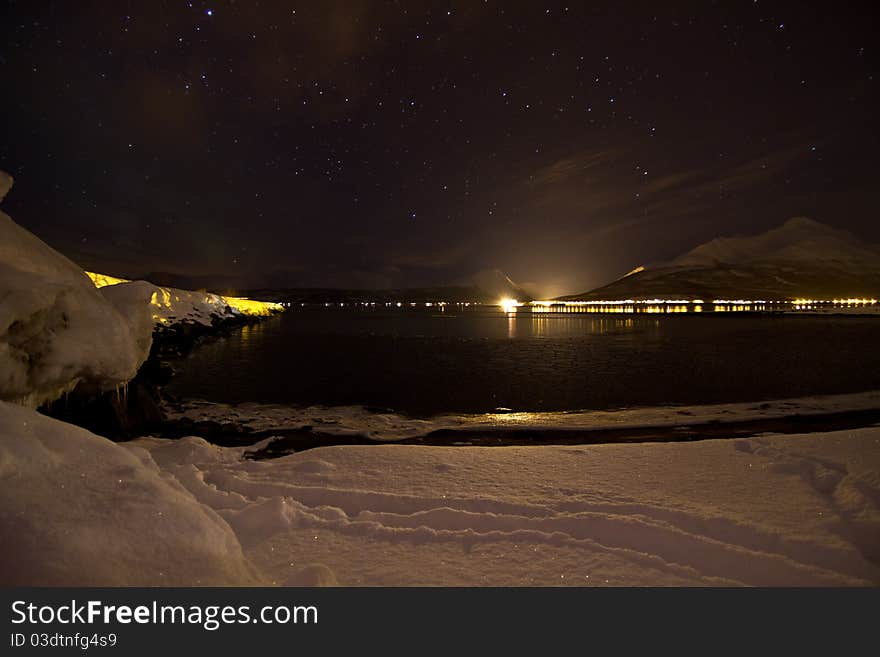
161,389,880,445
4,397,878,586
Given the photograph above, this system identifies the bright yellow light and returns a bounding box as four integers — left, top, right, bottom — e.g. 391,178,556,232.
85,271,130,287
499,298,519,313
86,270,283,318
222,296,285,316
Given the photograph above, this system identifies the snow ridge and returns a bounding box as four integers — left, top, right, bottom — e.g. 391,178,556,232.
564,217,880,301
673,217,880,267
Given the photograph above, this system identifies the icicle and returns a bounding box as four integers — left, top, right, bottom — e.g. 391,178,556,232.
114,381,129,407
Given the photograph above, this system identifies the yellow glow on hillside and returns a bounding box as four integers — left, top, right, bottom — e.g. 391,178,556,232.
86,270,283,318
222,296,285,316
85,271,130,287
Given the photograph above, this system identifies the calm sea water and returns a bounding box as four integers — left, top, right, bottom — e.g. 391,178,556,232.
167,308,880,416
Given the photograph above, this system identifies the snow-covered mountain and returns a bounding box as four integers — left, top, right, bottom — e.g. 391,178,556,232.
560,218,880,301
672,217,880,268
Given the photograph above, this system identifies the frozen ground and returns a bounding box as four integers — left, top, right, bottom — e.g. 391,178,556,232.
2,399,878,586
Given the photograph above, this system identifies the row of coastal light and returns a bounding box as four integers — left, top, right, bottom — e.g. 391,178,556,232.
529,298,705,306
291,301,478,308
517,298,763,307
793,298,878,310
280,297,878,311
794,298,878,305
503,298,719,314
499,297,879,311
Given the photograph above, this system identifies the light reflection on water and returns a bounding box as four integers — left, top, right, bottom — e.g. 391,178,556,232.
237,322,266,344
168,308,880,416
500,313,646,339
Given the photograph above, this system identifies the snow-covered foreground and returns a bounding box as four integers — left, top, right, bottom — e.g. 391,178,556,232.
2,400,878,586
0,401,260,585
135,429,880,586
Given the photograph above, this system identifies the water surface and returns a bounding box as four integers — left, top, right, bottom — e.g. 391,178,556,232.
167,308,880,416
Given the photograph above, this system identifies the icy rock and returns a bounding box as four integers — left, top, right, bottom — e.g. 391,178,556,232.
99,280,160,363
0,196,152,407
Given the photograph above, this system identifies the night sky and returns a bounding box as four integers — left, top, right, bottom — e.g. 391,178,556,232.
1,1,876,296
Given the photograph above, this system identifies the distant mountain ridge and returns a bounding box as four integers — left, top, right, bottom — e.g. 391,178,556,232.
560,218,880,301
671,217,880,268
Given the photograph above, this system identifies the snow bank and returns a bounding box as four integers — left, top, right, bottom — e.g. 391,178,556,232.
0,176,152,407
99,281,156,365
0,401,261,585
127,424,880,586
97,278,224,328
149,285,252,326
2,395,877,586
86,271,284,326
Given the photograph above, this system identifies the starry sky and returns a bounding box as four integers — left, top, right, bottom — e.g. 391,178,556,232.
1,1,876,296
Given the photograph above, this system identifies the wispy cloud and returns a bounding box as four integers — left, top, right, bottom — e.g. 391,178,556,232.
527,149,621,186
640,142,817,218
524,140,816,224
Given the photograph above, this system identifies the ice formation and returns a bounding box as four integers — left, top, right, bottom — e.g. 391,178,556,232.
0,173,153,407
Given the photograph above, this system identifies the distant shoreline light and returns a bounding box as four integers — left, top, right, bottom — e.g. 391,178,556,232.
499,298,521,313
498,297,879,314
526,298,877,306
82,273,878,313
